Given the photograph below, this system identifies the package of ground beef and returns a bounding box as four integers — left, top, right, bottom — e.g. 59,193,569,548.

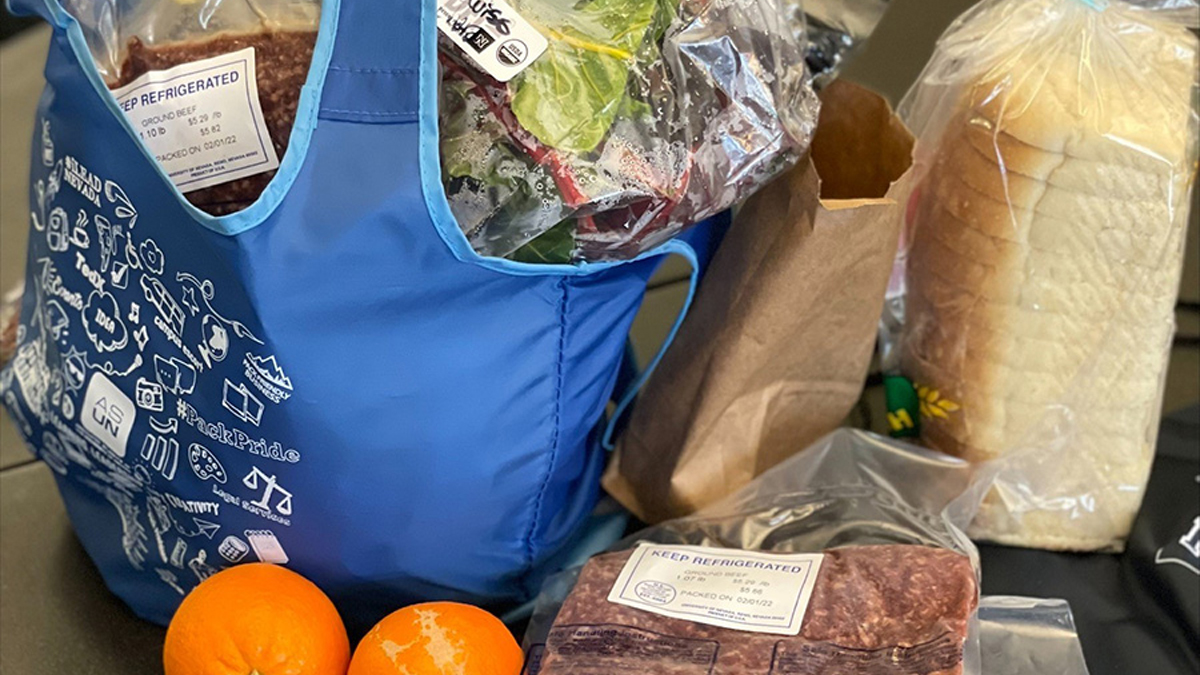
63,0,320,214
524,429,992,675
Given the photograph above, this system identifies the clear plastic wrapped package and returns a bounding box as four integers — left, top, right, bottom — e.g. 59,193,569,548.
66,0,321,214
438,0,819,262
63,0,320,82
524,429,990,675
885,0,1199,552
978,597,1090,675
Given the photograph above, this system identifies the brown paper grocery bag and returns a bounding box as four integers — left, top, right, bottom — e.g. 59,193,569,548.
604,80,914,523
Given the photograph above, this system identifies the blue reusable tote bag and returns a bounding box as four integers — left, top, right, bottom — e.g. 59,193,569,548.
0,0,720,626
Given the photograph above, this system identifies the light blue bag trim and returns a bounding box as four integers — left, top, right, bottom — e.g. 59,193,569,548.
8,0,342,237
601,237,700,451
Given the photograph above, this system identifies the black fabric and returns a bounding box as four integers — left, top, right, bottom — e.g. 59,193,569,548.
980,405,1200,675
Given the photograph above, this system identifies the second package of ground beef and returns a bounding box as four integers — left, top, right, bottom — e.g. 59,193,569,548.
524,429,987,675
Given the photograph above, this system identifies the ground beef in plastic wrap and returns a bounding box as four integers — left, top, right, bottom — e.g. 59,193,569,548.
111,30,317,215
534,545,977,675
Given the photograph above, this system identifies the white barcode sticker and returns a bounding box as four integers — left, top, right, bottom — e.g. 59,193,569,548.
111,48,280,193
608,544,824,636
437,0,548,82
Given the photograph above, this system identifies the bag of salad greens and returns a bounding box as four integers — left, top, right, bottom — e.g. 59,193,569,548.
437,0,821,262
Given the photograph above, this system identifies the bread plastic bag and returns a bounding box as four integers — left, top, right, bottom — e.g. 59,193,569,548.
522,429,992,675
63,0,322,214
881,0,1199,552
437,0,819,262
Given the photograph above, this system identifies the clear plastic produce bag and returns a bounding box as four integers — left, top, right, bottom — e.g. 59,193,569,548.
884,0,1199,551
438,0,820,262
523,429,993,675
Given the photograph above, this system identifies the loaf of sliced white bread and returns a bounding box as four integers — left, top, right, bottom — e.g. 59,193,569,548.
900,0,1198,551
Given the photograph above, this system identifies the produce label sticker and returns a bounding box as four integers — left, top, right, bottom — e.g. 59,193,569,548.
437,0,548,82
608,544,824,636
111,47,280,193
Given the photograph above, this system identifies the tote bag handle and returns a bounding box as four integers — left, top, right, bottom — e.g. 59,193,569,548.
602,236,701,451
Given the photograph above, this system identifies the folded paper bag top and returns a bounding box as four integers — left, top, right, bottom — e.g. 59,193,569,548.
605,80,915,523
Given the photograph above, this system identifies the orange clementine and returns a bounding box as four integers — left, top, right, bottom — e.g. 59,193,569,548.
348,602,522,675
164,563,350,675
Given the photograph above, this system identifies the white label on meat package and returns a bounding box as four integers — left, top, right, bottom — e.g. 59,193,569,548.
111,48,280,193
437,0,548,82
608,544,824,636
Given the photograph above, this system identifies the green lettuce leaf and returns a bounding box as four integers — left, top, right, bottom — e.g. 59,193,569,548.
510,0,659,154
509,219,577,263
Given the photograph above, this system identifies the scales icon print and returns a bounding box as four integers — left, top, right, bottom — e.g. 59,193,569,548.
243,466,293,516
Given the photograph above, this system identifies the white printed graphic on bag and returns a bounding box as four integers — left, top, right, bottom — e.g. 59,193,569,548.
177,273,263,345
3,391,32,437
210,465,294,527
176,399,301,464
135,377,164,411
188,443,227,484
63,156,101,207
139,431,180,480
244,353,292,403
41,119,54,166
188,518,221,540
157,568,186,595
82,290,128,353
149,416,178,435
13,119,308,602
142,276,187,345
110,48,280,192
70,210,90,249
62,348,88,393
80,372,137,457
154,354,196,395
41,431,72,475
43,299,69,341
218,535,250,563
199,315,229,366
36,258,82,312
47,207,70,252
245,529,288,564
12,335,51,422
169,538,188,568
40,430,93,476
242,466,293,517
188,549,220,583
222,378,264,426
93,215,123,275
